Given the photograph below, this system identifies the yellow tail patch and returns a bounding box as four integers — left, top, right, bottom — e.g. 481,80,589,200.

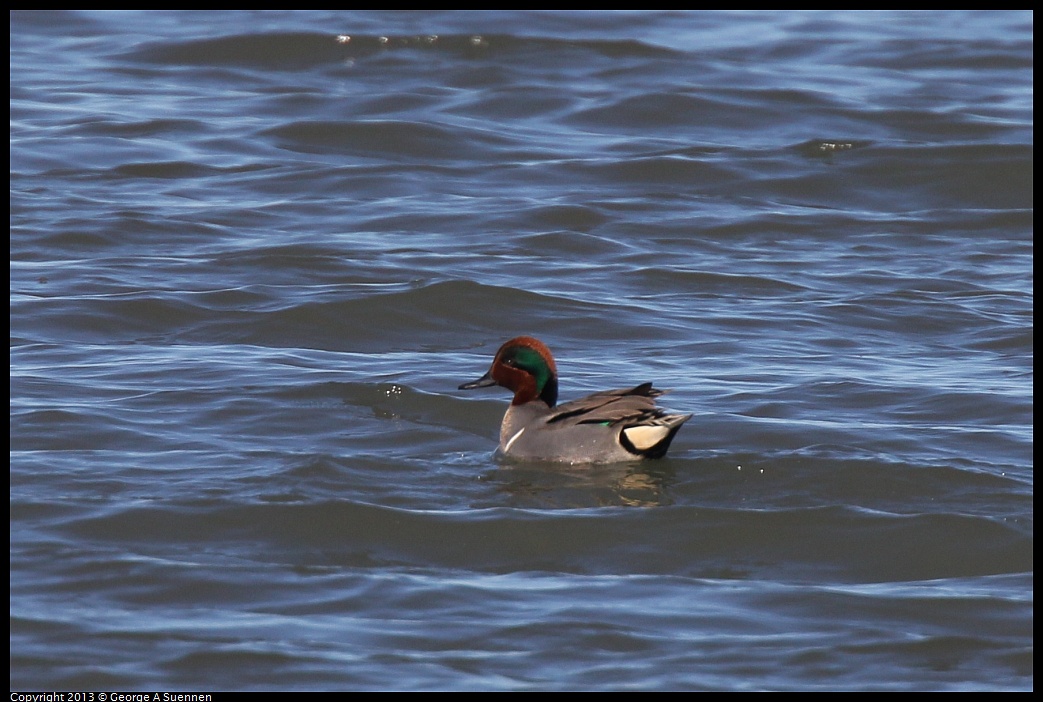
621,425,672,451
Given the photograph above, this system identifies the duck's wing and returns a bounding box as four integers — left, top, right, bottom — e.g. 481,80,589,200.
546,383,671,426
545,383,692,459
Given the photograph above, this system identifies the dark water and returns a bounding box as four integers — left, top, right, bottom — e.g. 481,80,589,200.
10,10,1032,691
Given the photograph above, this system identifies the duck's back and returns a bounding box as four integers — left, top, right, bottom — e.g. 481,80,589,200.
498,384,690,463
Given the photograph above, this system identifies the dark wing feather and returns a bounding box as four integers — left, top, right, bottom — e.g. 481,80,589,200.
547,383,668,426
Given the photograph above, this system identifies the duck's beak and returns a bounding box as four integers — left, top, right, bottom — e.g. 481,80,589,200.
459,370,497,390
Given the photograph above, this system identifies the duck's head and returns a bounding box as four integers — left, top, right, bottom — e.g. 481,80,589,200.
458,336,559,407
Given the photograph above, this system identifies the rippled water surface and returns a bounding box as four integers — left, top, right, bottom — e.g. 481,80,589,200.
10,10,1033,691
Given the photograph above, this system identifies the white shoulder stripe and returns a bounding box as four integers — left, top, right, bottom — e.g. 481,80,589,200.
504,427,526,453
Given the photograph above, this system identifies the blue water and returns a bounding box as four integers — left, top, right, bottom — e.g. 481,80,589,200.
10,10,1032,691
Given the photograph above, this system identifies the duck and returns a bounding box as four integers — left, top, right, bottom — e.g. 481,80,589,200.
458,336,691,463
